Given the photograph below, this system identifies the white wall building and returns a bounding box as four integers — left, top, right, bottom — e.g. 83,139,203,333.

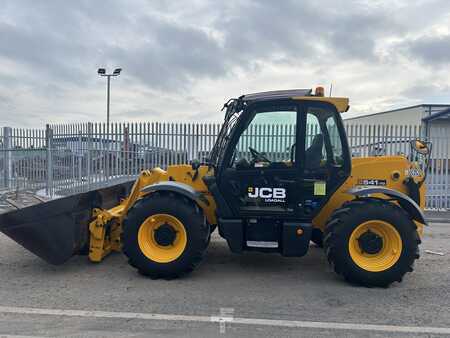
344,104,450,138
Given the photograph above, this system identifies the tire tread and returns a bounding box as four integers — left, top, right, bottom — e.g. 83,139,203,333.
121,192,209,279
323,198,420,287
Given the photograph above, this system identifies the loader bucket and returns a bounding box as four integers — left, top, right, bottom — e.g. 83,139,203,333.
0,180,134,265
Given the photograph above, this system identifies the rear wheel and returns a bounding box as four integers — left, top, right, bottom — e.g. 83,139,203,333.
323,199,420,287
122,192,209,279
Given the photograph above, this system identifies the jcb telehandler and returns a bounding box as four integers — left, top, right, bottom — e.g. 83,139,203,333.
0,88,431,287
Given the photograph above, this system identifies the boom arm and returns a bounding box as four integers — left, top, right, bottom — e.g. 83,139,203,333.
88,169,166,262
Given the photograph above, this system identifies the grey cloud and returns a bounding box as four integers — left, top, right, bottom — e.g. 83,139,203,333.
121,109,160,119
108,14,226,90
109,1,402,90
217,1,400,65
326,8,397,60
0,1,405,93
402,34,450,66
0,0,134,87
0,21,85,83
400,83,450,99
0,0,450,127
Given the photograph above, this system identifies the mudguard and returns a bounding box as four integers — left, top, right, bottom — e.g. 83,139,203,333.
347,186,426,225
141,181,209,206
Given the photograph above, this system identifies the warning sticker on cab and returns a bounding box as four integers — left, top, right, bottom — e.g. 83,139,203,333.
314,181,326,196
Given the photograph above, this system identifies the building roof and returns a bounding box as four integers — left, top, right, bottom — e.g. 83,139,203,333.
422,107,450,122
344,104,450,121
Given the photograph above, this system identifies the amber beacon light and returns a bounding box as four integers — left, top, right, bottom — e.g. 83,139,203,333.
315,86,325,96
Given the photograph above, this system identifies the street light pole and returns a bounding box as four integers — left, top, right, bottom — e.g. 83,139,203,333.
106,75,111,125
98,68,122,125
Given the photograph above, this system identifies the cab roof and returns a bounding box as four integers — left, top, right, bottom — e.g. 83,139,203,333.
243,89,312,101
242,88,349,113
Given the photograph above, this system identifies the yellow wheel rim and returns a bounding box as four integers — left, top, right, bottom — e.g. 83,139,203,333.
138,214,187,263
349,220,402,272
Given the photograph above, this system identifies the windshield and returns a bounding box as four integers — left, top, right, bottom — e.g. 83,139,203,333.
208,98,244,168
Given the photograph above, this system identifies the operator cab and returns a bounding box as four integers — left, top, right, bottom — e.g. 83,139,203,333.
205,88,351,256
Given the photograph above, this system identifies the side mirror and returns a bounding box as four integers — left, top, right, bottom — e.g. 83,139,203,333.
412,139,429,155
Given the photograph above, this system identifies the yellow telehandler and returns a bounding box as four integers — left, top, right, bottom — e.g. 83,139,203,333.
0,88,431,287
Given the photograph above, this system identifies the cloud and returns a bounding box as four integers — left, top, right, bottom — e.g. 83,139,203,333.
0,0,450,127
401,83,450,98
401,34,450,66
108,15,226,90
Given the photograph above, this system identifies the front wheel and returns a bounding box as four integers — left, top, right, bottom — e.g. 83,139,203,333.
122,192,209,279
323,199,421,287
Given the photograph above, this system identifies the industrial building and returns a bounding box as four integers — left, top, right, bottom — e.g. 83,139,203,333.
345,104,450,138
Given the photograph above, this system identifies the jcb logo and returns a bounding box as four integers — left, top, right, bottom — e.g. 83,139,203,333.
248,187,286,199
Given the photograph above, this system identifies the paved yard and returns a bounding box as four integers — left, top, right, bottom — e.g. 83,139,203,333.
0,221,449,337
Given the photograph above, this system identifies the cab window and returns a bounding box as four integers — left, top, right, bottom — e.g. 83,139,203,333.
305,113,325,169
231,106,297,169
305,106,344,168
325,114,344,165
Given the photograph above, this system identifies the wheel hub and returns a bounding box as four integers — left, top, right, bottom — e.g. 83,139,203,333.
357,230,383,254
154,223,177,246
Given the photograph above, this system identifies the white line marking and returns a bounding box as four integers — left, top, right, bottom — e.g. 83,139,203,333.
0,335,47,338
0,306,449,335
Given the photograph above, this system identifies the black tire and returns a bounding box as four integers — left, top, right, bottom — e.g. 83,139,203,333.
323,198,421,287
311,228,323,247
122,192,209,279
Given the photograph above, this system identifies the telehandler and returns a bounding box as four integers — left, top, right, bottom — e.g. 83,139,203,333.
0,88,431,287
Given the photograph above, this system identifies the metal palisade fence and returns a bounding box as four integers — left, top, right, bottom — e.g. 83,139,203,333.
0,122,449,209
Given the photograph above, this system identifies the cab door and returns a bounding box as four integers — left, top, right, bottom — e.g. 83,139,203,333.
217,101,303,218
299,101,351,218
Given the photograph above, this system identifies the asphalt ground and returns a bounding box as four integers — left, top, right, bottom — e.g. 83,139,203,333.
424,210,450,223
0,221,449,337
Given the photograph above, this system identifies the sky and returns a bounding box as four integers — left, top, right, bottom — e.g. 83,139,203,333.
1,0,450,128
